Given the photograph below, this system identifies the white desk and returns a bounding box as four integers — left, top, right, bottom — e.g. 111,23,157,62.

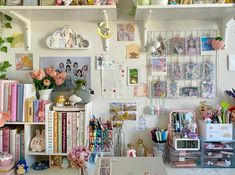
94,157,168,175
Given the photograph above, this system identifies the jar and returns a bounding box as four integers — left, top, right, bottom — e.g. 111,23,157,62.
136,139,146,157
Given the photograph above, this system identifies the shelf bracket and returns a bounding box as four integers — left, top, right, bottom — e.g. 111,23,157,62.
10,11,31,51
102,10,109,51
143,10,151,51
222,14,235,49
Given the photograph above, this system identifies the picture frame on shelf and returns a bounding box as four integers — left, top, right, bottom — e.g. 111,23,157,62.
5,0,22,5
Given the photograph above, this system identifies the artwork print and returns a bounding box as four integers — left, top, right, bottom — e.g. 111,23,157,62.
117,23,135,41
15,53,33,70
40,57,91,90
171,63,183,80
134,84,148,97
96,54,108,70
166,81,178,98
126,44,140,59
200,36,216,55
185,37,200,56
152,80,166,97
181,87,199,97
151,57,167,76
184,63,200,79
202,62,214,80
201,81,215,99
171,37,184,55
151,38,168,57
128,67,139,85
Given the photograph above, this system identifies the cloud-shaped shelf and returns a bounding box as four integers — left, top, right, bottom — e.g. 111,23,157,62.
46,27,90,50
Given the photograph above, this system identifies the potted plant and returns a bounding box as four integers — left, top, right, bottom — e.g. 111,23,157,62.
0,61,11,79
211,36,225,50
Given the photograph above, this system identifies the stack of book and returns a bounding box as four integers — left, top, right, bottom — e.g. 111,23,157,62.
46,106,85,154
0,127,25,162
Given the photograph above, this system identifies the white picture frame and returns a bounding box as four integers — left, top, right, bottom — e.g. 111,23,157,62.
151,57,167,76
200,36,216,56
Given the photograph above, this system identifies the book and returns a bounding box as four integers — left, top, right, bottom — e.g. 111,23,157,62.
3,127,10,153
26,97,34,122
53,112,58,153
62,112,67,153
10,128,18,161
38,100,50,122
79,111,85,146
11,83,18,122
17,83,24,122
52,105,85,112
20,130,25,159
3,83,9,113
33,100,40,122
47,111,54,154
0,80,17,113
15,133,20,162
57,112,62,153
8,83,12,115
0,129,2,152
72,112,77,149
23,84,36,122
67,112,72,152
76,112,80,146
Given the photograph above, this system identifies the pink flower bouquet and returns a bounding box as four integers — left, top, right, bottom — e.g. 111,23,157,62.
30,67,66,90
68,146,90,175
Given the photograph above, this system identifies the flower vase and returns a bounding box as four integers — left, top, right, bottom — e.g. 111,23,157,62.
38,89,53,101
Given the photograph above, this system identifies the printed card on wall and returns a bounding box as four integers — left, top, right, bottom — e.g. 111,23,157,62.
117,23,135,41
185,37,200,56
95,54,108,70
201,81,215,99
181,86,199,97
40,56,91,91
166,81,178,98
128,67,140,85
15,53,33,71
151,80,166,98
200,36,216,55
151,57,167,76
136,116,148,131
126,44,140,59
133,84,148,97
171,62,183,80
102,60,126,99
184,62,200,80
170,36,184,55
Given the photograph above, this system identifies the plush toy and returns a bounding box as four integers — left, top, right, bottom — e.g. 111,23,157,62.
60,157,70,169
16,160,28,175
30,129,45,152
56,95,66,107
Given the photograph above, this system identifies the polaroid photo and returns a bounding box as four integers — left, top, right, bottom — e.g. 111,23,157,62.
185,37,200,56
151,38,168,57
152,80,166,98
184,62,200,80
15,53,33,71
117,23,135,41
201,62,214,80
128,67,140,85
96,54,108,70
201,81,216,99
181,86,199,97
171,37,184,55
171,62,183,80
151,57,167,76
200,36,216,55
134,84,148,97
166,81,178,98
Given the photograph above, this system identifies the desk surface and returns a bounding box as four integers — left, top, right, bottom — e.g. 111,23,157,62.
94,157,168,175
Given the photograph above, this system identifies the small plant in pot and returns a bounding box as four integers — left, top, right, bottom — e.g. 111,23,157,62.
211,36,225,50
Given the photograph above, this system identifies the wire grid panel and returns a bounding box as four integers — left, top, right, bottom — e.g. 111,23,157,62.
148,29,218,99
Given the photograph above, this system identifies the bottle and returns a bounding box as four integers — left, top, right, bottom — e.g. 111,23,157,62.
136,139,146,157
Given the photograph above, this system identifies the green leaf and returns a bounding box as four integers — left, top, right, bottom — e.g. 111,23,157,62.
2,61,11,69
4,14,12,21
4,22,12,28
6,37,14,43
0,37,5,44
0,46,7,53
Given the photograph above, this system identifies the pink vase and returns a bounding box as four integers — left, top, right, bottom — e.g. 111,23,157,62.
211,39,224,50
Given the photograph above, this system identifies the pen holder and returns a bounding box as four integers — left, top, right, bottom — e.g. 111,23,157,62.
153,142,167,161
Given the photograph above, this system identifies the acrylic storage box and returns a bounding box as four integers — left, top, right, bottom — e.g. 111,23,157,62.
201,138,235,168
199,120,233,141
169,146,202,168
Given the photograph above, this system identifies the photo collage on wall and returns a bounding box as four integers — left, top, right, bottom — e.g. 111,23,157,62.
148,30,217,99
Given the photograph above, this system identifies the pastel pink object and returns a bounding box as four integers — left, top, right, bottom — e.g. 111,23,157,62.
0,152,13,167
10,83,17,122
211,39,224,50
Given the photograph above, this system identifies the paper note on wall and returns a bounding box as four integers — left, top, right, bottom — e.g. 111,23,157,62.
228,55,235,71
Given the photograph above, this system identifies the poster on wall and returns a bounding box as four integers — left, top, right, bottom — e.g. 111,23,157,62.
15,53,33,71
117,23,135,41
40,56,91,90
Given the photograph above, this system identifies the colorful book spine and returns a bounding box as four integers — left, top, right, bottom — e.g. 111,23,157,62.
0,129,2,152
62,112,67,153
3,127,10,153
20,130,25,160
58,112,62,153
53,112,58,153
10,129,17,161
16,83,24,122
47,111,54,154
8,84,12,115
72,112,77,149
79,111,85,146
33,100,39,122
15,133,20,162
67,112,72,152
26,98,34,122
76,112,80,146
3,83,9,113
23,84,36,122
11,83,18,122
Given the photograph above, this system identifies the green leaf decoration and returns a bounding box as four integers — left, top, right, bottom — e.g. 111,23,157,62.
215,36,224,41
0,46,7,52
6,37,14,43
0,37,5,44
4,14,12,21
5,22,12,28
0,61,11,73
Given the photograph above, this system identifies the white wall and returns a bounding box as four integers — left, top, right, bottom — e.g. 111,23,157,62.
2,0,235,151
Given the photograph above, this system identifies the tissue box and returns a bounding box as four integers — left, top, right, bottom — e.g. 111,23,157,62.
199,120,233,141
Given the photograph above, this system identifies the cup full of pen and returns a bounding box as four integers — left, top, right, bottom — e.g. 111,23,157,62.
151,128,168,160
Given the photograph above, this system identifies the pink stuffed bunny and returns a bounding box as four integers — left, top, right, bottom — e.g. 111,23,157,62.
30,129,45,152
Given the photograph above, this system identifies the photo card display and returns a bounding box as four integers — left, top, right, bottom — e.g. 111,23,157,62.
200,36,216,55
202,61,214,81
184,62,200,80
171,37,184,55
151,57,167,76
181,86,199,97
151,80,166,97
171,62,183,80
185,37,200,56
166,81,178,98
201,81,215,99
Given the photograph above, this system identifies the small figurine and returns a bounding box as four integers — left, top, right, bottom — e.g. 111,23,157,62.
64,99,71,106
107,0,115,4
94,0,101,5
87,0,94,5
56,95,66,107
55,0,64,5
126,143,136,157
169,0,177,4
61,157,70,169
30,129,45,152
136,139,146,157
63,0,72,5
16,160,29,175
229,106,235,122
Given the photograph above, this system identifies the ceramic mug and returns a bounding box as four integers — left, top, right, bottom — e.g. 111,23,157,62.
151,0,168,5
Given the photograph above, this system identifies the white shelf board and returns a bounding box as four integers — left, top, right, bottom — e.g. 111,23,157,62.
26,151,67,156
5,122,25,125
135,4,235,21
0,5,117,21
25,122,46,125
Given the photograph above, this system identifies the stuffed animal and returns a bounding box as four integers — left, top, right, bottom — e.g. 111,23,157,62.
30,129,45,152
16,160,28,175
180,0,192,4
60,157,70,169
